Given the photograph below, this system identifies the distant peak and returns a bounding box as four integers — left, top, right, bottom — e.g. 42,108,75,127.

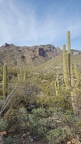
4,43,10,47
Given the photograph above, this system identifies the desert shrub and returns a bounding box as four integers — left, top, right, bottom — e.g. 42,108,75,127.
3,136,19,144
29,114,48,138
4,107,29,133
4,107,16,124
9,81,40,110
32,108,47,118
8,67,17,76
29,108,65,139
75,119,81,138
39,81,55,96
0,118,8,131
63,111,81,139
65,113,81,139
28,108,56,138
0,89,3,95
46,128,72,144
0,99,4,109
16,107,29,130
38,118,57,129
63,111,75,126
0,66,2,72
37,93,72,112
53,94,72,112
28,107,73,142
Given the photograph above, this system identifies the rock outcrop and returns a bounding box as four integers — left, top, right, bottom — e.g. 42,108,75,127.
0,44,62,66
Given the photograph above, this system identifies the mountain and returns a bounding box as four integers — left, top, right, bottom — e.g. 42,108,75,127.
71,49,81,55
0,43,62,67
0,43,81,67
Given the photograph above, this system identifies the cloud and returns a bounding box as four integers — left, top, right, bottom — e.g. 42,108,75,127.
0,0,39,45
0,0,81,50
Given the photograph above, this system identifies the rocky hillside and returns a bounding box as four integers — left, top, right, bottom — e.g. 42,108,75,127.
0,43,62,67
0,43,81,67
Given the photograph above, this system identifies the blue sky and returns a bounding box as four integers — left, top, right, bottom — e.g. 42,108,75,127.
0,0,81,50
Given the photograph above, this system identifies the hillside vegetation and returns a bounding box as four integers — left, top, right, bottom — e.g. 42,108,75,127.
0,31,81,144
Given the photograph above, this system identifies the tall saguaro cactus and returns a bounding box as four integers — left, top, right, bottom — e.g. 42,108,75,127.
3,63,7,97
74,66,80,87
67,31,79,115
67,31,72,84
55,72,60,96
71,66,79,115
63,44,68,86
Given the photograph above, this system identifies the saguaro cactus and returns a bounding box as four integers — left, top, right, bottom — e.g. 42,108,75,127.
71,64,75,88
67,31,79,115
71,67,79,115
23,68,27,82
55,72,60,96
70,63,79,115
71,89,79,115
74,66,80,87
18,68,23,82
67,31,72,84
63,44,68,86
3,63,7,97
18,68,27,82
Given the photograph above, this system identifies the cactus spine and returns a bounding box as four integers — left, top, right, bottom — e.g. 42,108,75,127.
3,63,7,97
63,44,68,86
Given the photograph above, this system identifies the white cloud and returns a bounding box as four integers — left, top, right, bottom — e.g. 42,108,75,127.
0,0,81,50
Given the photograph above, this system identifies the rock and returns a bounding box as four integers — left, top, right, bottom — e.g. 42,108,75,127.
27,132,30,136
71,137,81,144
67,142,71,144
0,131,6,136
4,43,10,47
0,136,3,144
22,140,25,144
29,135,34,142
22,133,26,138
39,48,46,57
0,44,62,67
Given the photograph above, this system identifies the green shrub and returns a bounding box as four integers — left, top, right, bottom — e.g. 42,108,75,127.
3,136,19,144
0,88,3,96
0,98,4,109
46,128,72,144
32,108,47,118
8,68,17,76
8,81,40,110
29,108,48,138
4,107,29,133
0,118,8,131
16,107,28,129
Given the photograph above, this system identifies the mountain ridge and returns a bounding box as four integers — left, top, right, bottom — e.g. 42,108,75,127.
0,43,62,66
0,43,81,67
